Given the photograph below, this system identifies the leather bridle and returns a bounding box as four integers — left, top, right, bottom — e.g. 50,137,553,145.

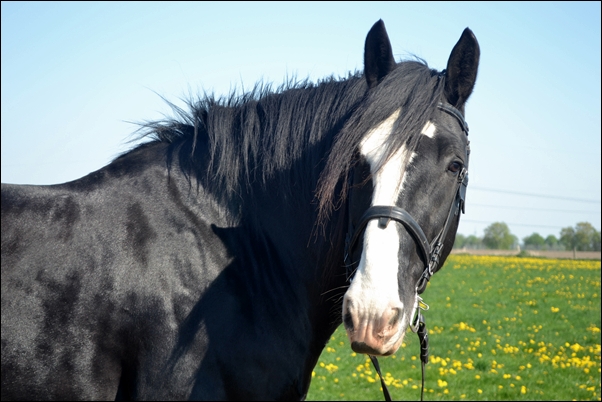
343,102,470,401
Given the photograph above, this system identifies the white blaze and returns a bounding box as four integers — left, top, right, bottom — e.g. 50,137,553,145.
421,121,436,138
346,112,436,342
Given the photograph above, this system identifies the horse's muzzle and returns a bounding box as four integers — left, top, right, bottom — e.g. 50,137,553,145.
343,302,405,356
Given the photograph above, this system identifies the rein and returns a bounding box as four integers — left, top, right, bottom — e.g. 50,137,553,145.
343,102,469,401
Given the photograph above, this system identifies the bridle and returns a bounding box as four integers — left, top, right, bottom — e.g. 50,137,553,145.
343,102,470,401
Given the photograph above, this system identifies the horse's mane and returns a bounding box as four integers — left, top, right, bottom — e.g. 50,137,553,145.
135,59,445,225
137,74,365,200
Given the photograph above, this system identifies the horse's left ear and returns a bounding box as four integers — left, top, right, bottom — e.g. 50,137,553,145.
444,28,480,109
364,19,396,89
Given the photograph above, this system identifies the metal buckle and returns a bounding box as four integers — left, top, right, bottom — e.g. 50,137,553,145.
410,296,429,333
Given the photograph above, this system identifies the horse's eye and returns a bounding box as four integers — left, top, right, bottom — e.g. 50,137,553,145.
448,161,463,173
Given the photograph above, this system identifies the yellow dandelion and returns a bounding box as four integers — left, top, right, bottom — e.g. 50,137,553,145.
521,385,527,394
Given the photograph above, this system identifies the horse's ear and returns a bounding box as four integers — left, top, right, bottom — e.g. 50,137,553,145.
444,28,480,109
364,19,396,89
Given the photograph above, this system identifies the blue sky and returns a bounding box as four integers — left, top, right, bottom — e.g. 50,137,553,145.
1,1,600,242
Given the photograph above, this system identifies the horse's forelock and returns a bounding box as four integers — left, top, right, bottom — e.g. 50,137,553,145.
315,60,445,228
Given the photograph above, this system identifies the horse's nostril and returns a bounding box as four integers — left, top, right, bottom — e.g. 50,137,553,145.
344,311,354,330
388,307,401,326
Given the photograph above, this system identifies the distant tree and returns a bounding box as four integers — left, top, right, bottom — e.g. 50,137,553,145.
559,226,577,251
465,235,483,249
482,222,517,250
523,232,545,250
593,230,601,252
453,234,483,249
560,222,601,251
544,234,559,250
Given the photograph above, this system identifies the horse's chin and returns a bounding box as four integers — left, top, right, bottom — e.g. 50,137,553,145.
349,327,406,357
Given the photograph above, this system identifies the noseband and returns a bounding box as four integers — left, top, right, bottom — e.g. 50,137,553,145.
343,102,470,401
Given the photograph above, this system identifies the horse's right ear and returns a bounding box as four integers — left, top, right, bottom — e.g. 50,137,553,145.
364,20,396,89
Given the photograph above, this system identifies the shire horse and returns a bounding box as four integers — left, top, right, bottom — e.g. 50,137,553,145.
1,20,479,400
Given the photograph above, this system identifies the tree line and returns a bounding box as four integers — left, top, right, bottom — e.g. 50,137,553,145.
453,221,601,251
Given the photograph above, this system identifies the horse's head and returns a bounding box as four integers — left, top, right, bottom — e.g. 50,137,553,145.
341,20,479,356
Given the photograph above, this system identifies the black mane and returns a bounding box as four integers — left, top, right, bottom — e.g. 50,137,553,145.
136,59,445,224
139,74,363,200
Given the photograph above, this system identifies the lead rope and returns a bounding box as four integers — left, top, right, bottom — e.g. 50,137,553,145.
369,355,392,401
417,312,429,402
370,305,429,401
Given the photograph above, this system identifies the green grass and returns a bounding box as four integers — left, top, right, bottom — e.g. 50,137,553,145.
306,255,601,401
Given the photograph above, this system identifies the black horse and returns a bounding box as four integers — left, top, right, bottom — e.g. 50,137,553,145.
1,20,479,400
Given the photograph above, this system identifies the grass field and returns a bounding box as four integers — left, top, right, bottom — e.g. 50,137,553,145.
306,255,601,401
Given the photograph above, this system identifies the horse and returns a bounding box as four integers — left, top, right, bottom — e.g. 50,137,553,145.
1,20,479,400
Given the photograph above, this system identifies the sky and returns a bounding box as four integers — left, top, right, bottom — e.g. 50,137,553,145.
1,1,600,242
